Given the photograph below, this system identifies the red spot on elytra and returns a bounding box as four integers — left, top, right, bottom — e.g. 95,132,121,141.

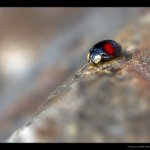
103,43,115,55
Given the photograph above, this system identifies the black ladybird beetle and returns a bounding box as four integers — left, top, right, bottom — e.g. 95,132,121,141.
87,40,122,66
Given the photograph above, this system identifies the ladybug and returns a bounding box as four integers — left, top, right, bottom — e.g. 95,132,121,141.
87,40,122,66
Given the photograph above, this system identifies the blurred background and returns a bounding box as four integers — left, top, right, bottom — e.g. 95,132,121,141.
0,7,146,141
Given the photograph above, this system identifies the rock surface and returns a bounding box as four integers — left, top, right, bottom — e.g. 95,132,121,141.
7,11,150,143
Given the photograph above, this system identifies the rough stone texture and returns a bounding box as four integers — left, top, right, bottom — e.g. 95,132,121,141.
7,11,150,143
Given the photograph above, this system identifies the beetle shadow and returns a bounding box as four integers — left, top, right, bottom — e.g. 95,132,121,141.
122,49,132,61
